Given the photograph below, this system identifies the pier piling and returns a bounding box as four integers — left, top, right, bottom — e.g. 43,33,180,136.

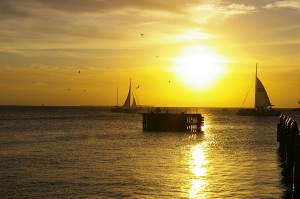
277,114,300,198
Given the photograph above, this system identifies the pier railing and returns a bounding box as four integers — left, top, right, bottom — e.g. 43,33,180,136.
277,115,300,198
138,107,202,114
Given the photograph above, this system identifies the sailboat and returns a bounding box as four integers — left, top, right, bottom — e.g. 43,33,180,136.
237,64,280,116
111,79,138,113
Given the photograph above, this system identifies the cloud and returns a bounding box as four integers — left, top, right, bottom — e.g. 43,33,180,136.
0,0,218,53
0,1,255,22
191,3,257,24
1,0,296,59
33,81,47,87
0,0,208,17
223,3,257,15
264,0,300,9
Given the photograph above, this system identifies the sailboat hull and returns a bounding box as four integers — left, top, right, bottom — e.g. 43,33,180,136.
111,106,138,113
237,108,280,116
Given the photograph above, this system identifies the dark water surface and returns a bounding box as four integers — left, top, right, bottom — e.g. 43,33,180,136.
1,106,299,198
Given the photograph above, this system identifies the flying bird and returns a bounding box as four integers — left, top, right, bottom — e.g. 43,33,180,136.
136,85,140,89
78,70,80,74
140,33,144,37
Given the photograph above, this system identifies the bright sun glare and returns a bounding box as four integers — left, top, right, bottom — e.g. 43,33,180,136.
172,46,228,90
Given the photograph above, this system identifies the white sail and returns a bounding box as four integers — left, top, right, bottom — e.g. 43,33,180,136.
132,95,137,108
237,64,279,116
255,77,272,108
123,79,131,109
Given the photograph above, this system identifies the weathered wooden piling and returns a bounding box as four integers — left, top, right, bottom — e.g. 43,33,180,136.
141,109,204,133
277,114,300,197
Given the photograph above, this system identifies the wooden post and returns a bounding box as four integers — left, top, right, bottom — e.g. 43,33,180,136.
294,144,300,198
278,115,285,153
283,118,294,159
286,134,294,180
293,121,300,198
277,115,284,142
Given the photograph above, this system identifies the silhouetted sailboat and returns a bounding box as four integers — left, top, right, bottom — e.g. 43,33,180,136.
237,64,280,116
111,79,138,113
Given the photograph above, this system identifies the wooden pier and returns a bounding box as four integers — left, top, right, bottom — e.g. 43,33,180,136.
141,108,204,133
277,114,300,198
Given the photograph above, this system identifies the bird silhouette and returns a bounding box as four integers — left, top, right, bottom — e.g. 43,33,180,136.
140,33,144,37
136,85,140,89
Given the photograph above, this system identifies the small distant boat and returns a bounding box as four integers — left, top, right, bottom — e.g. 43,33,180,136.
237,64,280,116
111,79,138,113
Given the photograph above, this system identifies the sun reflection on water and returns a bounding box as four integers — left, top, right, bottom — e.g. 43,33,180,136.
201,124,207,131
189,144,208,198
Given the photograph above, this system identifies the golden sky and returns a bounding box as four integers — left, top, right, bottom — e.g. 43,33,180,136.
0,0,299,107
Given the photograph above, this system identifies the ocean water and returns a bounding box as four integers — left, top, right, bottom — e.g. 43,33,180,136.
0,106,299,198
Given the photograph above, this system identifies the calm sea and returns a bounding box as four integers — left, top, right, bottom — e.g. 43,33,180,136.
1,106,299,198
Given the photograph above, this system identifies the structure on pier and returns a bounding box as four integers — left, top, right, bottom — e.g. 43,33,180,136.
141,109,204,133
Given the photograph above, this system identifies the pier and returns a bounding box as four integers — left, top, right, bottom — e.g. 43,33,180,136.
277,115,300,198
141,108,204,133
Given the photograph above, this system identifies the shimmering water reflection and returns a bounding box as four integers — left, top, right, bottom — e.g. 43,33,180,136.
1,107,299,198
188,143,207,198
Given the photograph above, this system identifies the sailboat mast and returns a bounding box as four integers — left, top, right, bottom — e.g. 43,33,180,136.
256,64,257,78
117,87,118,106
129,79,131,109
255,64,257,109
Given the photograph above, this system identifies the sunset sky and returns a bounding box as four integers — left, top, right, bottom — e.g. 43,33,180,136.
0,0,299,107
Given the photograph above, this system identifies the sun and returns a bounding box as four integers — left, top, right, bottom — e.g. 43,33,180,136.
172,46,228,90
